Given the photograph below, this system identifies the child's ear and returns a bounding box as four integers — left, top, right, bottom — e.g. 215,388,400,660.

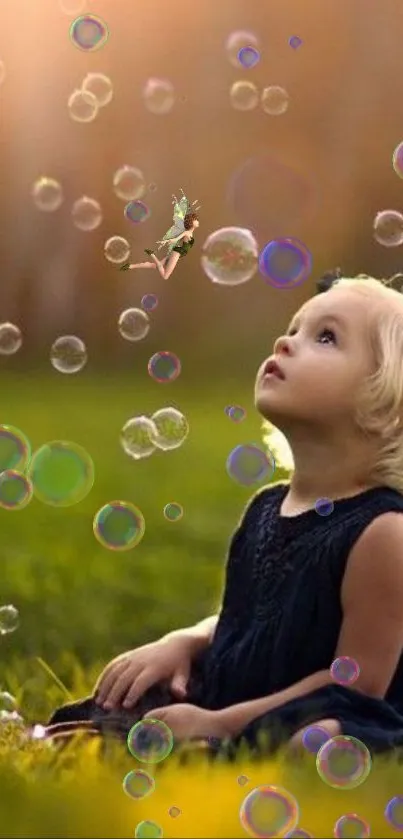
315,267,343,294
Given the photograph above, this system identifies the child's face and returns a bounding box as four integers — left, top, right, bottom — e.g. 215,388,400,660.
255,287,379,433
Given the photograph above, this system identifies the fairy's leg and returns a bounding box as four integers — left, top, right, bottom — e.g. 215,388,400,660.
129,261,157,270
151,251,181,280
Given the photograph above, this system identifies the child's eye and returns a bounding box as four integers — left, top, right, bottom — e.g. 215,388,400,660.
317,328,337,344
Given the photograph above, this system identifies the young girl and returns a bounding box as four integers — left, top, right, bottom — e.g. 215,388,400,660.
47,272,403,757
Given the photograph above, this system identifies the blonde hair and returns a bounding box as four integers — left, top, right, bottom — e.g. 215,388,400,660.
263,274,403,493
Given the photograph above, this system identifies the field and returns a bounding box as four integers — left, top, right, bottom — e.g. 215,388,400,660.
0,372,400,838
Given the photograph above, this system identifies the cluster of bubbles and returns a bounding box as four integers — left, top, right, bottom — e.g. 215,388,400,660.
224,404,246,422
259,238,313,289
373,141,403,246
229,81,289,115
68,71,113,124
121,719,175,837
226,443,275,486
31,176,103,231
121,408,189,459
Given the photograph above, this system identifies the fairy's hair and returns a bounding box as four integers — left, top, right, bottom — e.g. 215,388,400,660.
264,272,403,494
184,211,198,230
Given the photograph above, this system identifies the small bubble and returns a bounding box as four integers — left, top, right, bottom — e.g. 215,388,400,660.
118,308,150,342
69,14,109,51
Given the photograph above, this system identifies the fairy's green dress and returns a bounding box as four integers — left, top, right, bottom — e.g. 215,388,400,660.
172,237,195,258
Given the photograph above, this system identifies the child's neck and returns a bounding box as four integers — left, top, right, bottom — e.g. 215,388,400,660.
281,434,378,515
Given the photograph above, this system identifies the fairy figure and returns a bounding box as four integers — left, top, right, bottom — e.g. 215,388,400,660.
119,189,200,280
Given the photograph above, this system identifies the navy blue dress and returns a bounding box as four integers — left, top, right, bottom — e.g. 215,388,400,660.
48,483,403,755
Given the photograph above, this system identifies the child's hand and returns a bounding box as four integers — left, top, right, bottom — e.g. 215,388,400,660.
143,704,231,741
94,634,196,711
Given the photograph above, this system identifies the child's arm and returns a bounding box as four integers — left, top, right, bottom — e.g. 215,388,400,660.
220,512,403,735
165,614,219,653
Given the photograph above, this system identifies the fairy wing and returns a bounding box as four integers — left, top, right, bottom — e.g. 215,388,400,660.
157,190,187,251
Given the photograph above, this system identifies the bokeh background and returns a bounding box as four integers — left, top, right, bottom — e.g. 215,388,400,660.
1,0,403,836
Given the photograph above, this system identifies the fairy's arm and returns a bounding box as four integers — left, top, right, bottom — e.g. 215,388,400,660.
157,231,188,246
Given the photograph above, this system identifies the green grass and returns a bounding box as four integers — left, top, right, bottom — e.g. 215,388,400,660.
0,372,400,837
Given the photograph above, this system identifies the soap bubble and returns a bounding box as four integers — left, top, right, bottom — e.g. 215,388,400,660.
0,692,17,714
148,182,158,192
67,89,99,123
120,416,157,460
148,351,181,383
238,775,250,786
302,724,331,755
334,814,370,838
69,14,109,51
259,238,312,289
50,335,87,374
32,177,63,212
168,807,181,818
330,656,360,687
142,77,175,115
28,441,94,507
122,769,155,800
128,718,174,762
285,831,313,838
141,293,158,312
239,785,299,838
225,30,259,68
315,497,334,516
317,736,371,789
261,86,289,115
113,165,146,201
0,470,33,510
81,72,113,107
228,405,246,422
0,604,19,635
385,795,403,831
71,196,102,231
289,36,302,49
104,236,130,264
230,80,259,111
201,226,259,286
373,210,403,247
124,200,151,224
227,444,275,486
93,501,145,551
163,502,183,522
228,153,317,242
0,60,5,86
0,426,31,472
134,822,163,839
118,308,150,341
238,46,260,69
392,141,403,179
150,407,189,451
0,323,22,355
